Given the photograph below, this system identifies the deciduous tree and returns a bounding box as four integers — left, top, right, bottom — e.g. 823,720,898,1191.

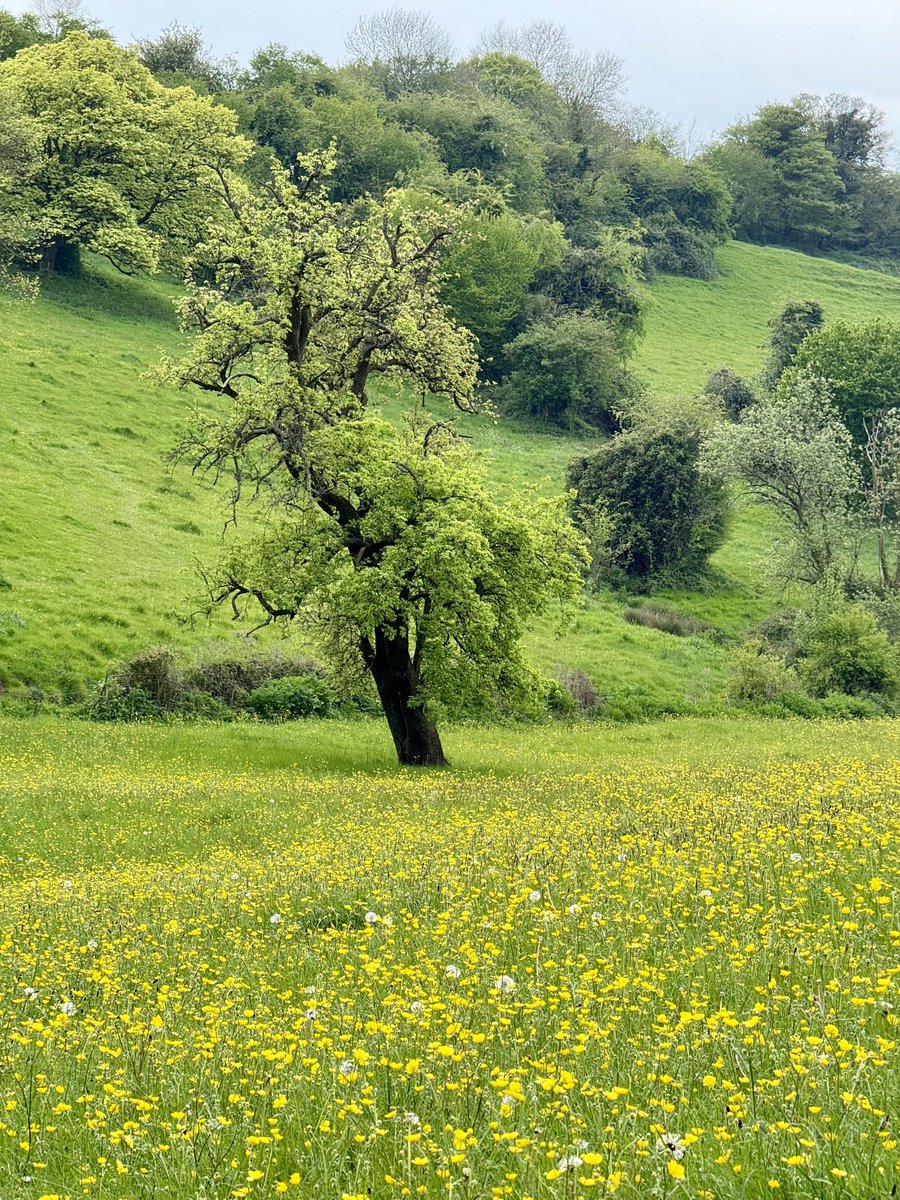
159,154,585,765
0,31,249,274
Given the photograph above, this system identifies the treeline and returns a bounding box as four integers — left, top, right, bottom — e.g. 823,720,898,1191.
5,4,898,427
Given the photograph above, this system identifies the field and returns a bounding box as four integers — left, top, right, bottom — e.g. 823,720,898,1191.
0,716,898,1199
3,243,900,708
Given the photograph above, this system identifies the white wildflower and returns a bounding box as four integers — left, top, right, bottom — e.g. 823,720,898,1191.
269,913,282,926
22,986,38,1000
790,852,803,863
58,999,76,1016
338,1059,354,1076
557,1155,583,1171
445,963,461,979
364,911,379,924
410,1000,425,1014
657,1132,685,1160
494,974,516,993
528,889,541,903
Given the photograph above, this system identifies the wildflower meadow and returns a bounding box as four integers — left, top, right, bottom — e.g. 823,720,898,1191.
0,718,898,1199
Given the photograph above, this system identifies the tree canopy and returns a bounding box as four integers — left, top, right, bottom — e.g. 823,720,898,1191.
0,31,249,273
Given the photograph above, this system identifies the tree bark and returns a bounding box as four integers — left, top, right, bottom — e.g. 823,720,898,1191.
361,627,448,767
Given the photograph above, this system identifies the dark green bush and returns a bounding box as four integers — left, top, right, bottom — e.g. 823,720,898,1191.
703,367,755,421
501,312,637,432
244,674,333,721
184,645,323,706
117,645,183,710
568,418,728,581
176,691,235,721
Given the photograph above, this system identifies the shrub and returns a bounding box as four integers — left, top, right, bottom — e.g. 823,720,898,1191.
703,367,755,421
184,644,323,706
117,645,183,710
761,299,824,391
568,417,728,581
176,691,235,721
556,667,602,712
501,312,637,432
797,604,899,697
88,681,162,722
723,640,801,704
244,674,332,721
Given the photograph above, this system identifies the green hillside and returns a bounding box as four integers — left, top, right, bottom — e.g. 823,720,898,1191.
3,243,900,708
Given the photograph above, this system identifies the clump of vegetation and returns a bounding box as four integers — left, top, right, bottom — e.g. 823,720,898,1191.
243,674,333,721
500,312,637,432
703,367,755,421
623,603,708,637
569,416,728,582
722,639,802,704
797,601,899,697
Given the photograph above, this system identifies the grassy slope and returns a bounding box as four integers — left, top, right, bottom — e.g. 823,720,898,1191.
3,242,900,703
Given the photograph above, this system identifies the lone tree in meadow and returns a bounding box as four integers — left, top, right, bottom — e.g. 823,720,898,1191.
160,152,584,766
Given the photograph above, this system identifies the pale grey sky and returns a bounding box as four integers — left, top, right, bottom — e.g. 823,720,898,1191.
15,0,900,148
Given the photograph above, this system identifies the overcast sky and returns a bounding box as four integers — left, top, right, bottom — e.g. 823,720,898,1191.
15,0,900,150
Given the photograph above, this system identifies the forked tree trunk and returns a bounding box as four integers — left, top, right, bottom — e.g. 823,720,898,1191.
361,627,448,767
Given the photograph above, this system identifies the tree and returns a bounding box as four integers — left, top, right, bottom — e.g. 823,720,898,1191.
501,312,636,431
441,207,565,364
710,103,845,247
703,372,862,586
475,21,624,125
790,319,900,448
0,32,249,274
158,153,585,766
345,8,455,97
863,408,900,592
0,9,44,59
761,299,824,390
568,416,728,581
137,21,233,92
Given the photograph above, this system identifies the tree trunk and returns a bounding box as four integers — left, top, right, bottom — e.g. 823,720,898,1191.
361,627,448,767
39,238,80,276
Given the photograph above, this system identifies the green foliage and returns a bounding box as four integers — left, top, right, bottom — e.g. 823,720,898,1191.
797,601,899,698
440,208,564,363
0,32,250,274
0,8,43,59
711,103,846,247
137,21,234,92
244,673,333,721
761,299,824,390
723,639,801,704
703,367,755,421
501,312,636,431
159,151,585,761
569,417,728,580
789,319,900,448
393,92,546,212
705,372,863,586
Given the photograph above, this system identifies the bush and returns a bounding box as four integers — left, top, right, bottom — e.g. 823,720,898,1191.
797,604,900,697
568,417,728,581
117,645,183,710
244,674,333,721
556,667,602,713
723,640,801,704
88,681,162,722
176,691,235,721
501,312,637,432
184,645,323,706
703,367,755,421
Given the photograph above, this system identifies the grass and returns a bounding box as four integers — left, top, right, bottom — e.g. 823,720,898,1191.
634,240,900,395
3,242,900,705
0,716,898,1198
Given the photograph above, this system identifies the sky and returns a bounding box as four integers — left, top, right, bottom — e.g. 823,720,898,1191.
15,0,900,150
